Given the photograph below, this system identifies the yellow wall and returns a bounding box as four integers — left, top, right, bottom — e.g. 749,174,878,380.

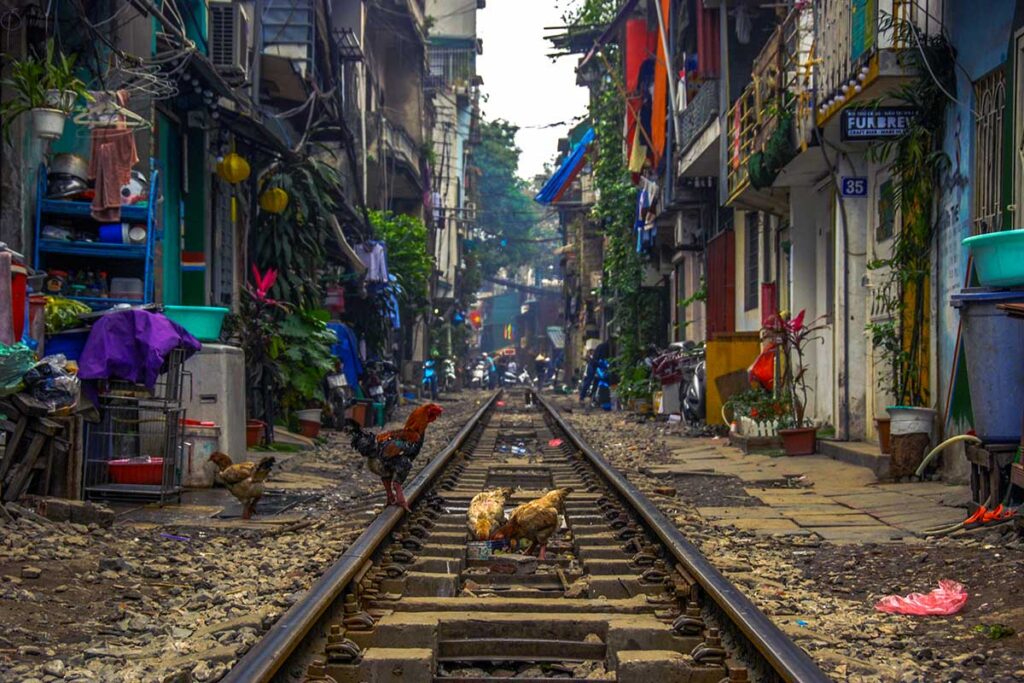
706,331,762,425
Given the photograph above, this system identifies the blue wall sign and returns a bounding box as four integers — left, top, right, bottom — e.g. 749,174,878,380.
840,177,868,197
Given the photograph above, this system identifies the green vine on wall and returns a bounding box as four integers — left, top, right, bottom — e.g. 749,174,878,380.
865,15,956,407
567,0,654,371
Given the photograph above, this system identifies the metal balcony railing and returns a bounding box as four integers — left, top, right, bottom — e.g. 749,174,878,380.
725,6,814,201
428,46,477,88
816,0,944,123
677,79,719,155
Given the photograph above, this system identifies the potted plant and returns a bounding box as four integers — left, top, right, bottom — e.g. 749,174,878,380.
1,41,90,141
222,266,292,445
761,309,825,455
42,40,90,112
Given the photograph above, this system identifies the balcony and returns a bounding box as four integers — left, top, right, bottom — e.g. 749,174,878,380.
427,45,478,90
725,6,814,206
676,79,719,178
816,0,944,126
382,118,424,194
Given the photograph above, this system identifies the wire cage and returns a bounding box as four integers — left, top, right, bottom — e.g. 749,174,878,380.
83,348,190,503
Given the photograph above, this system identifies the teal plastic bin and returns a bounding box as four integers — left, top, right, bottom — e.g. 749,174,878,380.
963,228,1024,287
163,305,229,341
372,402,386,426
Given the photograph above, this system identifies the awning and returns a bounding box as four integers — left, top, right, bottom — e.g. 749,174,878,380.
578,0,640,70
534,127,595,205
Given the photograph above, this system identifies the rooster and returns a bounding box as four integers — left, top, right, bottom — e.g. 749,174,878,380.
208,453,276,519
345,403,443,511
467,487,514,541
491,487,573,560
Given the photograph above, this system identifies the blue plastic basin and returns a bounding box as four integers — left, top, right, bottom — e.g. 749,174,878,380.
963,228,1024,288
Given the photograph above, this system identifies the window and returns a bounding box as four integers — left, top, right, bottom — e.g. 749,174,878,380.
744,212,759,310
973,68,1006,235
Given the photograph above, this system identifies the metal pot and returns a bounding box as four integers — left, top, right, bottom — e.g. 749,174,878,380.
49,153,88,180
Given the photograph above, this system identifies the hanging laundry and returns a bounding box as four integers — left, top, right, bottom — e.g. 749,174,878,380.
358,241,390,283
634,179,659,253
88,90,139,222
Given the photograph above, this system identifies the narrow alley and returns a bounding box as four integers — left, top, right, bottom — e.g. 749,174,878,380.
1,1,1024,682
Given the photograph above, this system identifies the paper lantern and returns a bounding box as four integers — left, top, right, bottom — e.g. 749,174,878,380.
217,152,250,184
259,187,289,214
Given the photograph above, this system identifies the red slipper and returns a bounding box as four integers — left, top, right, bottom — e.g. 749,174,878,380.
963,505,988,525
981,504,1006,523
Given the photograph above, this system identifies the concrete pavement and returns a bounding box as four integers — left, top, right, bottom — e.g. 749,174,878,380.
649,436,970,543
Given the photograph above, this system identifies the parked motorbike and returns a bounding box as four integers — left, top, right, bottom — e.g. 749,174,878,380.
468,360,486,389
650,341,706,423
421,359,438,400
364,359,399,421
681,344,706,424
324,366,356,429
441,358,457,392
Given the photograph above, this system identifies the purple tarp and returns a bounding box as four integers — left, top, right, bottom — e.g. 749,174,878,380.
78,310,201,389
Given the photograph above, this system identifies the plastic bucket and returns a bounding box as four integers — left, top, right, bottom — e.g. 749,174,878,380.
963,229,1024,288
887,406,936,437
163,305,229,341
246,419,265,447
951,288,1024,442
10,265,26,340
183,423,221,487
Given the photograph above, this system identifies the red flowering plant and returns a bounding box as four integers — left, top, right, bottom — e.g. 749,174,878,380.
222,266,293,426
760,309,827,428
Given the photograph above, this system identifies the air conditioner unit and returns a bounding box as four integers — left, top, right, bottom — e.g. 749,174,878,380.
209,1,250,86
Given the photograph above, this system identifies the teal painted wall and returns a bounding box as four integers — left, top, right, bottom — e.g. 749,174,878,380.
158,115,182,305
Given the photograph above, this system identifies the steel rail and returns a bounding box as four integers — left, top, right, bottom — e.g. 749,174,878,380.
222,391,500,683
535,392,830,683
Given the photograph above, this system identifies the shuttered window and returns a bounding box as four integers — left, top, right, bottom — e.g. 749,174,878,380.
973,69,1005,235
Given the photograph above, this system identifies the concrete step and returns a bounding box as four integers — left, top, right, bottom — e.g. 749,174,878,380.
818,439,890,478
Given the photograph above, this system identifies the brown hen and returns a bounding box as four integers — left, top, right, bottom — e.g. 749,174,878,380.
209,452,275,519
491,487,573,560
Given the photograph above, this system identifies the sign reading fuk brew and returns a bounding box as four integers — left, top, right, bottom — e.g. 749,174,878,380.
840,107,917,141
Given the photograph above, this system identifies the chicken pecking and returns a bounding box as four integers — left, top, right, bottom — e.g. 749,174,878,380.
208,452,276,519
491,487,573,560
467,487,514,541
345,403,443,511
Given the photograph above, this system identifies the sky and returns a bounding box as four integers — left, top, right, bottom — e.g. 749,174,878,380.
476,1,589,183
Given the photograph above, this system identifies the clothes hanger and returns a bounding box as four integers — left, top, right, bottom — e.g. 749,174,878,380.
73,93,150,129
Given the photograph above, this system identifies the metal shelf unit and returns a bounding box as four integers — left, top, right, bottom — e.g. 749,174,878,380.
33,164,160,309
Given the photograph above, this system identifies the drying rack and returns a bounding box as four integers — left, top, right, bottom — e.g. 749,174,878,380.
83,347,190,503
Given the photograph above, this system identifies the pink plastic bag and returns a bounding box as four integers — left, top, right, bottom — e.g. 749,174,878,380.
874,580,968,616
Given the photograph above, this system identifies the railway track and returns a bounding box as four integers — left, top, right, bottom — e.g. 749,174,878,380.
223,391,829,683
